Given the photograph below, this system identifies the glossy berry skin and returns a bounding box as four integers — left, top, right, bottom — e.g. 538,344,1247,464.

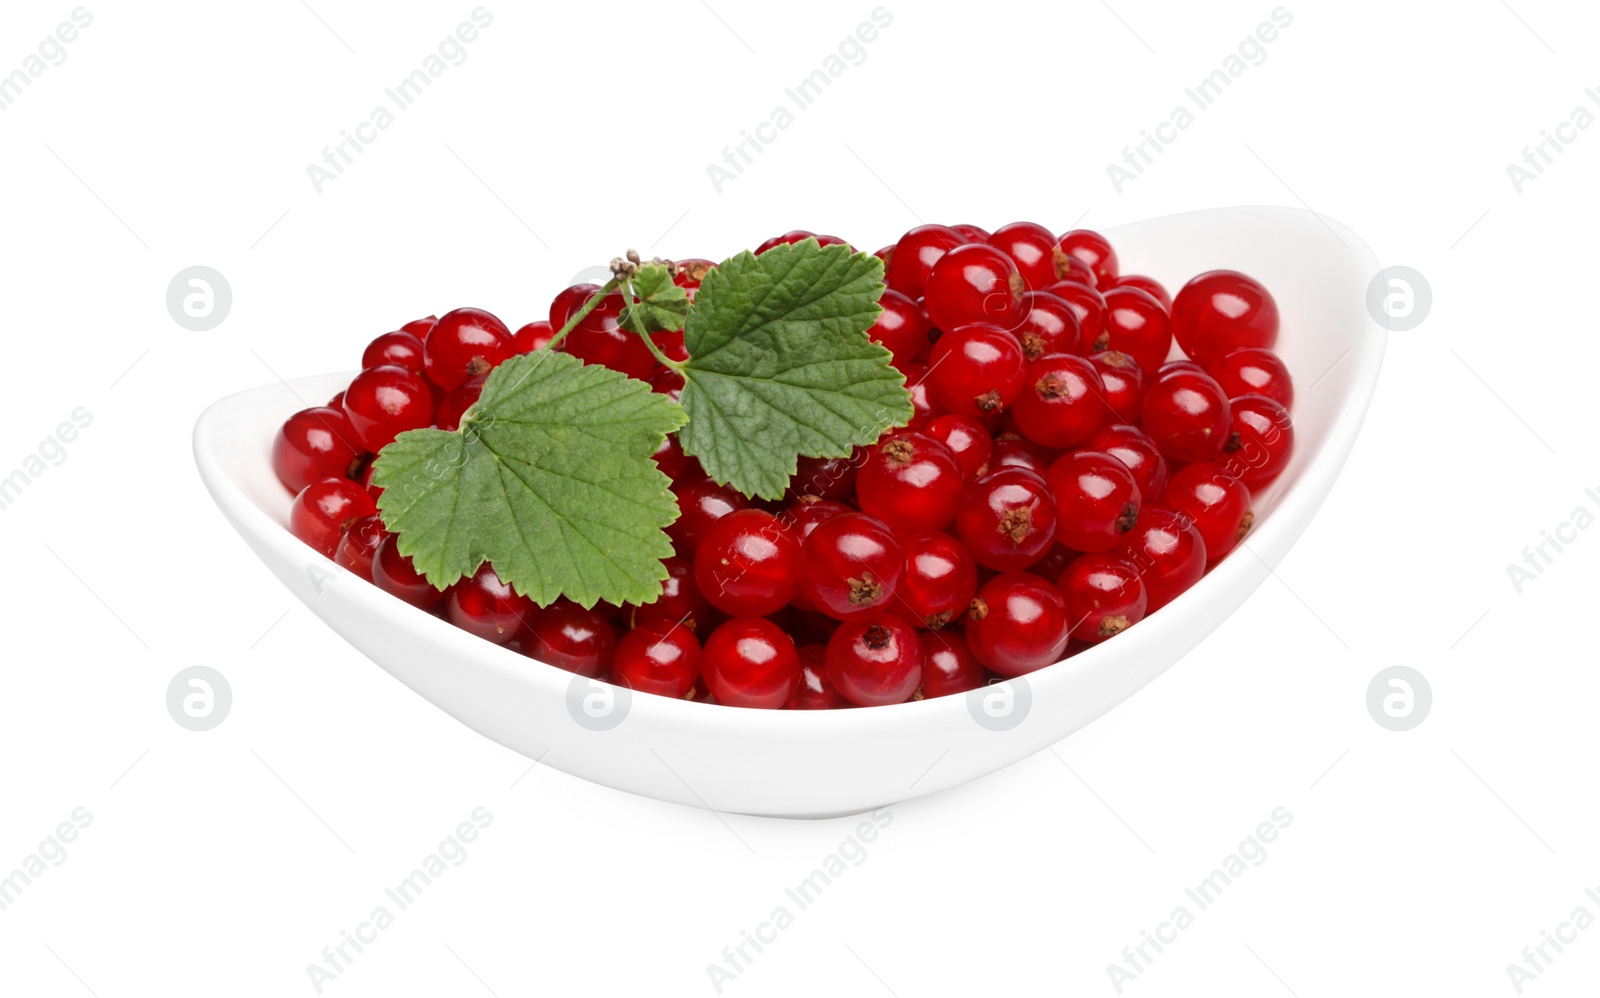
401,316,437,337
1041,280,1108,351
549,284,656,381
950,223,991,242
1012,352,1105,449
1157,359,1208,380
784,496,851,541
893,531,978,629
423,308,514,391
918,631,984,698
898,362,943,429
788,450,862,502
446,563,535,645
956,467,1058,572
1088,350,1145,425
1015,291,1083,360
924,243,1026,332
1141,368,1233,463
1055,229,1119,285
334,514,387,581
612,620,702,698
1166,461,1253,561
702,617,800,709
1055,253,1097,288
651,433,688,484
1223,394,1294,489
513,320,555,354
342,365,434,452
825,615,922,706
362,330,427,375
798,512,905,620
856,432,964,532
435,373,486,432
756,230,849,253
1087,423,1169,502
273,406,362,494
868,289,932,368
787,646,849,709
923,414,993,480
1171,270,1280,366
1056,554,1147,642
1117,506,1205,611
1045,451,1142,553
290,477,378,558
988,433,1052,476
1098,286,1173,374
630,555,711,633
926,323,1027,418
667,478,751,556
965,572,1071,677
1209,347,1294,408
675,259,717,289
694,510,802,617
988,221,1060,290
1110,274,1172,310
885,224,968,299
371,534,444,609
524,602,617,677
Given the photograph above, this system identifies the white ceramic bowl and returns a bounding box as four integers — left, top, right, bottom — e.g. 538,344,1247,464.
194,206,1385,818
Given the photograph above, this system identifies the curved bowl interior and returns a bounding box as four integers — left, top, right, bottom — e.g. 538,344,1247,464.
194,206,1384,818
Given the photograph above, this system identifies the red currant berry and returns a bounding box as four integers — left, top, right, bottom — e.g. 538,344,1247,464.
897,361,944,429
1110,274,1171,310
334,514,388,581
1054,253,1098,288
675,259,716,289
1056,553,1147,642
422,308,514,391
893,530,978,629
524,601,617,677
650,367,686,401
549,285,657,381
868,289,932,369
342,364,435,451
630,556,711,633
786,645,849,709
1171,270,1279,366
401,316,437,337
988,433,1052,476
988,221,1059,290
693,510,801,617
1055,229,1119,284
513,320,555,354
924,414,993,479
434,373,486,432
885,224,968,299
1222,394,1294,489
445,563,535,645
651,433,689,483
1208,347,1294,408
1086,423,1169,501
1140,368,1232,463
1086,350,1145,426
1166,461,1253,561
371,534,443,609
798,511,905,620
784,496,851,541
856,432,964,532
1045,450,1141,553
1030,542,1077,583
612,620,702,698
924,243,1026,332
362,330,426,375
273,407,363,494
918,631,984,698
965,572,1071,676
755,230,849,253
825,615,922,706
1015,291,1084,360
950,223,992,242
1012,353,1105,449
956,467,1059,571
666,478,751,556
926,323,1027,418
788,450,862,502
1157,360,1207,380
290,477,378,558
702,617,800,708
1041,280,1108,350
1098,286,1173,374
1117,506,1205,611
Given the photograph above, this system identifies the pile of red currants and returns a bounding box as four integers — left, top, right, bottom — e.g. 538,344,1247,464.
272,223,1294,710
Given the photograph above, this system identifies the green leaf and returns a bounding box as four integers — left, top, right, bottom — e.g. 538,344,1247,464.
676,240,912,499
618,263,692,334
370,350,687,608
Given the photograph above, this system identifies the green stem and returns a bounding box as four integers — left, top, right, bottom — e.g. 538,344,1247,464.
625,276,689,372
541,276,622,352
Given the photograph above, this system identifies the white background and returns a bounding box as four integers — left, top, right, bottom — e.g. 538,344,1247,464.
2,0,1597,995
